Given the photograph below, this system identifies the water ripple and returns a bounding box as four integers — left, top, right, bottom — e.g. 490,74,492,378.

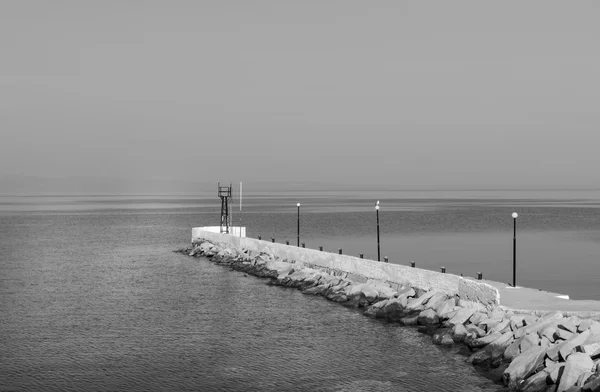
1,212,505,391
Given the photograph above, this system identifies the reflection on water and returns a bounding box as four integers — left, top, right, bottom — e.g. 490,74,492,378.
0,212,502,391
2,190,600,299
2,189,600,300
2,190,600,390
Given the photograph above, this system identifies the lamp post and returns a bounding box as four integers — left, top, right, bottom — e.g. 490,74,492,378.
512,212,518,287
297,203,301,247
376,200,380,262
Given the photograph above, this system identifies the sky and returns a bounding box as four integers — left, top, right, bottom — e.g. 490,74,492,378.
1,1,600,193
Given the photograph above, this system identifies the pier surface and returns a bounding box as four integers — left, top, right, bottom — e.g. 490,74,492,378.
482,280,600,319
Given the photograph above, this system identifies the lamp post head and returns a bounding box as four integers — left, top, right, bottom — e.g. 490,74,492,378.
512,212,518,219
375,205,380,211
297,203,301,207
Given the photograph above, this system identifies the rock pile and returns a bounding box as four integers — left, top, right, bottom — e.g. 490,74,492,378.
179,240,600,392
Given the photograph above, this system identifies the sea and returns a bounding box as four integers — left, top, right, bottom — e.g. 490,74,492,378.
2,189,600,391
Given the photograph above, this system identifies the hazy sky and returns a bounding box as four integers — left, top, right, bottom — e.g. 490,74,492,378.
1,1,599,191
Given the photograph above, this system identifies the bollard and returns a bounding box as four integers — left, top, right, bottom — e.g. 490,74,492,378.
271,237,275,243
477,272,482,280
285,240,289,245
319,246,323,251
258,236,261,240
301,242,305,248
384,257,388,263
338,248,342,255
359,253,363,259
441,266,446,273
410,261,415,268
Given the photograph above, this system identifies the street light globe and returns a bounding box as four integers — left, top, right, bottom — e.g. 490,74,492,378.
375,205,380,210
512,212,518,218
297,203,301,207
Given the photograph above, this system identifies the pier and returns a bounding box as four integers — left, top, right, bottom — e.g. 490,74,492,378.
183,228,600,391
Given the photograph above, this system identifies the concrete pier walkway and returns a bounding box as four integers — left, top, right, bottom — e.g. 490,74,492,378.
481,279,600,319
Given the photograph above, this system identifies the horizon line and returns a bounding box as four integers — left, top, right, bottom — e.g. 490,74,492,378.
2,187,600,197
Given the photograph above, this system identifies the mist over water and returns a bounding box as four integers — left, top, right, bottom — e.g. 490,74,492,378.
1,189,599,391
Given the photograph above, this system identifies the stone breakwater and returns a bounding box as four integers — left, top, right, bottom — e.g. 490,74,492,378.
179,239,600,392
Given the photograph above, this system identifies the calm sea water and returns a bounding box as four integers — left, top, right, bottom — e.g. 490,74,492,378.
1,189,599,391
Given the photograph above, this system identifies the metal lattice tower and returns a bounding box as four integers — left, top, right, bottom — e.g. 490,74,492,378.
218,182,232,234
